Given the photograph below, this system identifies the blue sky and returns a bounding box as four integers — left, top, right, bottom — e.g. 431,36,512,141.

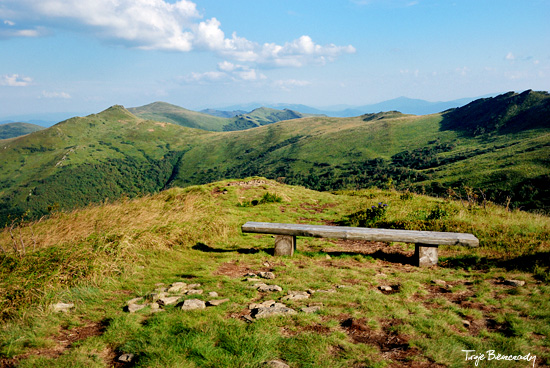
1,0,549,118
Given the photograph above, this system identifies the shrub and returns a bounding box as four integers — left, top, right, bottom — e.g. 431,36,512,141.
342,203,388,227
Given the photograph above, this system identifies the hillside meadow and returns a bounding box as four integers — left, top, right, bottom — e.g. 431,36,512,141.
1,179,549,367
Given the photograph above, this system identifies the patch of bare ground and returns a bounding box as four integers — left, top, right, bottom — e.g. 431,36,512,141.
0,321,107,368
324,239,416,267
339,318,444,368
213,261,255,278
299,202,338,214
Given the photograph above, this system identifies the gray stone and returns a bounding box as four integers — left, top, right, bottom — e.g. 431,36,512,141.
462,320,471,328
282,291,310,301
127,303,147,313
188,283,201,289
181,299,206,310
126,297,144,305
301,306,321,313
253,303,297,319
208,291,219,298
244,272,257,277
147,292,166,302
118,353,135,363
265,360,290,368
504,279,526,287
257,284,283,292
157,296,181,306
249,300,276,310
415,244,438,267
52,302,75,313
432,279,447,286
167,282,187,293
186,289,204,295
274,235,295,256
246,278,261,282
258,271,276,279
316,289,336,293
379,285,393,292
207,298,230,307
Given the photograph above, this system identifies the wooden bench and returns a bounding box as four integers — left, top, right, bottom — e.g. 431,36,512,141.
241,221,479,267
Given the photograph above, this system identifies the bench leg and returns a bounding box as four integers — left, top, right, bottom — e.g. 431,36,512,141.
415,244,438,267
274,235,296,256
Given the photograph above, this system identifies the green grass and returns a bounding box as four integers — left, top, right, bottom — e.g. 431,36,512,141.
1,179,549,367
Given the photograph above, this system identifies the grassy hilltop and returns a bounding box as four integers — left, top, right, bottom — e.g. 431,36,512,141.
1,179,549,367
0,123,45,140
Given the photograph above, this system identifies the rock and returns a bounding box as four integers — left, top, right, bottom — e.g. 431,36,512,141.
147,292,166,302
263,262,272,268
157,296,181,306
504,279,525,287
282,291,310,301
376,273,387,277
253,282,268,288
336,285,347,289
52,302,75,313
207,299,230,307
246,278,261,282
432,279,447,286
250,300,276,310
258,271,276,279
301,306,321,313
127,303,147,313
186,289,204,295
316,289,336,293
126,297,144,305
306,289,316,295
242,315,255,323
208,291,219,298
118,353,135,363
379,285,392,292
252,303,297,319
462,320,471,328
167,282,187,293
257,284,283,292
187,283,201,289
325,254,331,260
181,299,206,310
265,360,290,368
244,272,257,277
154,287,168,293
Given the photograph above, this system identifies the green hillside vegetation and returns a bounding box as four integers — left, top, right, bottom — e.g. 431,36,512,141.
128,102,318,132
1,179,549,367
1,90,549,228
0,122,45,139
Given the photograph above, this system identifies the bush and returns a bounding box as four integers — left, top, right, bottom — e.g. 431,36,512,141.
342,203,388,227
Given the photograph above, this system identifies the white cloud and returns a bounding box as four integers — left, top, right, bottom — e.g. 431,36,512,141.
506,52,515,61
182,62,266,84
41,91,71,99
274,79,312,91
0,74,33,86
0,0,355,67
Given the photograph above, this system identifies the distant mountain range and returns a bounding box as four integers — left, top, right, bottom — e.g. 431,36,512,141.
1,90,549,226
0,122,45,139
1,94,501,128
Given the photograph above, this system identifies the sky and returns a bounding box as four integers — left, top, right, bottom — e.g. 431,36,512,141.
0,0,549,119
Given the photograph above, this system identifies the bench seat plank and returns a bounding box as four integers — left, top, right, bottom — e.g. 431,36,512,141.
242,221,479,247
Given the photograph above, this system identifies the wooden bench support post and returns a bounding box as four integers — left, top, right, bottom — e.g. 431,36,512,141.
415,244,438,267
274,235,296,256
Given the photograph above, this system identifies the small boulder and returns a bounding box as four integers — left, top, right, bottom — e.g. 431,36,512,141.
52,302,75,313
118,353,135,363
265,360,290,368
208,291,219,298
249,300,276,310
167,282,188,293
258,271,276,280
187,283,201,289
379,285,392,292
282,291,310,301
157,296,181,306
301,306,321,313
253,303,297,319
127,303,147,313
186,289,204,295
207,299,230,307
257,284,283,292
432,279,447,286
181,299,206,310
504,279,525,287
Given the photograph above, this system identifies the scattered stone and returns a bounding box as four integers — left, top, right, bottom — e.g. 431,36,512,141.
257,284,283,292
246,278,261,282
151,302,160,310
127,303,147,313
154,287,168,293
250,300,276,310
258,271,276,280
52,302,75,313
157,296,181,306
147,292,166,302
252,303,297,319
208,291,219,298
242,315,255,323
325,254,331,260
181,299,206,310
375,273,387,277
186,289,204,295
167,282,187,293
263,261,272,268
306,289,316,295
126,297,144,306
118,353,135,363
244,272,257,277
504,279,526,287
336,285,347,289
462,320,471,328
301,306,321,314
282,291,310,301
187,283,201,289
379,285,393,292
207,298,230,307
265,360,290,368
432,279,447,286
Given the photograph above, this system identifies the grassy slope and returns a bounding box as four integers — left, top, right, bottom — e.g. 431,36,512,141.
128,102,229,132
0,123,45,139
1,179,549,367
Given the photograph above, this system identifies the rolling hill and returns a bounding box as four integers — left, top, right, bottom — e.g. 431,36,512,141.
0,122,45,139
128,102,320,132
1,90,549,227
